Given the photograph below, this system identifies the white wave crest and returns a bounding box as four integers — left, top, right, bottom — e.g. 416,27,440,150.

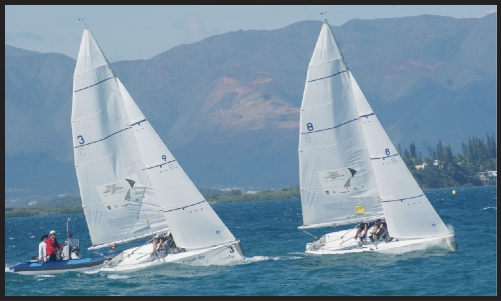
446,224,455,234
239,255,303,264
107,274,129,279
484,207,496,210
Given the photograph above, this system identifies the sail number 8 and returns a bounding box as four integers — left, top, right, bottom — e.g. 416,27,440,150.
307,123,314,131
385,148,390,155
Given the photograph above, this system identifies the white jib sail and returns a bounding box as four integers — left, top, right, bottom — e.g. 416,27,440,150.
298,20,383,230
116,78,237,251
350,71,451,239
71,28,169,248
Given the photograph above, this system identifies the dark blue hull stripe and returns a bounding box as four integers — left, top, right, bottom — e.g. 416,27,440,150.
370,154,399,160
301,117,358,135
163,200,207,213
130,119,147,126
74,127,131,148
307,70,346,83
382,194,425,203
144,160,176,170
74,77,113,93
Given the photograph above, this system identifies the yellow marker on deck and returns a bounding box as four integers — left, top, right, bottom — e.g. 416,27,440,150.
355,206,366,214
452,190,456,195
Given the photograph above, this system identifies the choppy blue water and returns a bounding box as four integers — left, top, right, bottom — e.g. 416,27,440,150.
5,186,497,296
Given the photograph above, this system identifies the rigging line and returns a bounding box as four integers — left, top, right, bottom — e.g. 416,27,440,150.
300,229,318,240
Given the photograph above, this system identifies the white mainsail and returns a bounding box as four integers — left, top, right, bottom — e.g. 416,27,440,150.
299,19,451,240
298,21,383,229
71,28,169,249
117,78,237,250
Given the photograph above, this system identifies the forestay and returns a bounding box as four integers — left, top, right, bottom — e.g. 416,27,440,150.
72,29,169,249
350,71,450,239
298,20,383,229
117,79,236,250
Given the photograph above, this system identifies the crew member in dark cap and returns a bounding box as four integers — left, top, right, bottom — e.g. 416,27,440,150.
38,234,49,262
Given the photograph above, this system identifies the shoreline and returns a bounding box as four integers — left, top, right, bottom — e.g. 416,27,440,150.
5,184,495,218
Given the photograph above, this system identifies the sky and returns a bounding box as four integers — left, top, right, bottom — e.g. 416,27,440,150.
5,5,497,62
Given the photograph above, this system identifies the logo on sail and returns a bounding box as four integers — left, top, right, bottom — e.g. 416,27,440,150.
96,173,144,210
317,165,365,196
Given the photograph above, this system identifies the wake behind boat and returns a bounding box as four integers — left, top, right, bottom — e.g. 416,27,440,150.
71,27,244,272
297,19,458,255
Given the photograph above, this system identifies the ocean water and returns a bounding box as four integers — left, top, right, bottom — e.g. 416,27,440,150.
5,186,496,296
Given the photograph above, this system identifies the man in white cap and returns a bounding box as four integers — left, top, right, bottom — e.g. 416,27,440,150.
46,230,64,261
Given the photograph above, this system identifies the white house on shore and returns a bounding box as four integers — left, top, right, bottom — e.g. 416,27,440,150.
477,171,497,181
415,160,443,170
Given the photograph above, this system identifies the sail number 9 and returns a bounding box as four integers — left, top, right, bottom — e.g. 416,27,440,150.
307,123,314,131
162,155,166,162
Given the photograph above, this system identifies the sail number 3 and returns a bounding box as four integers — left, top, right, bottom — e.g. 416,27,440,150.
77,135,85,144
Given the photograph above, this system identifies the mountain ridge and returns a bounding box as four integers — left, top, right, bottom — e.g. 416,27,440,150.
5,13,497,197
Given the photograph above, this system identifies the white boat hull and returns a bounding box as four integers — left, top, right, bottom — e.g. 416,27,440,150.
305,228,458,255
99,240,244,272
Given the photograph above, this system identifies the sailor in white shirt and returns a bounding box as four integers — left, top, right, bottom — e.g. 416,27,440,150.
39,234,48,262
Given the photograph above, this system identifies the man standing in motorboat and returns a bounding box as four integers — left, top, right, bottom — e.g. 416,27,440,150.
46,230,64,261
38,234,48,262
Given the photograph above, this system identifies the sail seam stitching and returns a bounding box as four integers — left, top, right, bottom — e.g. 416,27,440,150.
129,118,147,126
74,77,113,92
308,57,340,67
382,194,425,203
73,63,107,76
299,143,338,152
72,110,102,122
163,200,206,213
76,154,113,167
307,70,346,83
300,116,358,134
143,160,176,170
74,127,131,148
370,154,398,160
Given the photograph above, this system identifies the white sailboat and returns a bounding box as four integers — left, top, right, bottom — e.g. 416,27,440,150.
72,27,244,272
297,20,458,255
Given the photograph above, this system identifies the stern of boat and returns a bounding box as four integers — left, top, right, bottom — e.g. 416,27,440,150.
169,240,245,266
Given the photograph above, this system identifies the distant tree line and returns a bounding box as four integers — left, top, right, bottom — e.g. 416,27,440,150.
204,185,300,204
6,134,495,217
397,133,496,189
5,204,82,218
5,186,301,218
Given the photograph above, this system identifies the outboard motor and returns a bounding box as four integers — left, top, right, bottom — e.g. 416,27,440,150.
61,245,70,260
